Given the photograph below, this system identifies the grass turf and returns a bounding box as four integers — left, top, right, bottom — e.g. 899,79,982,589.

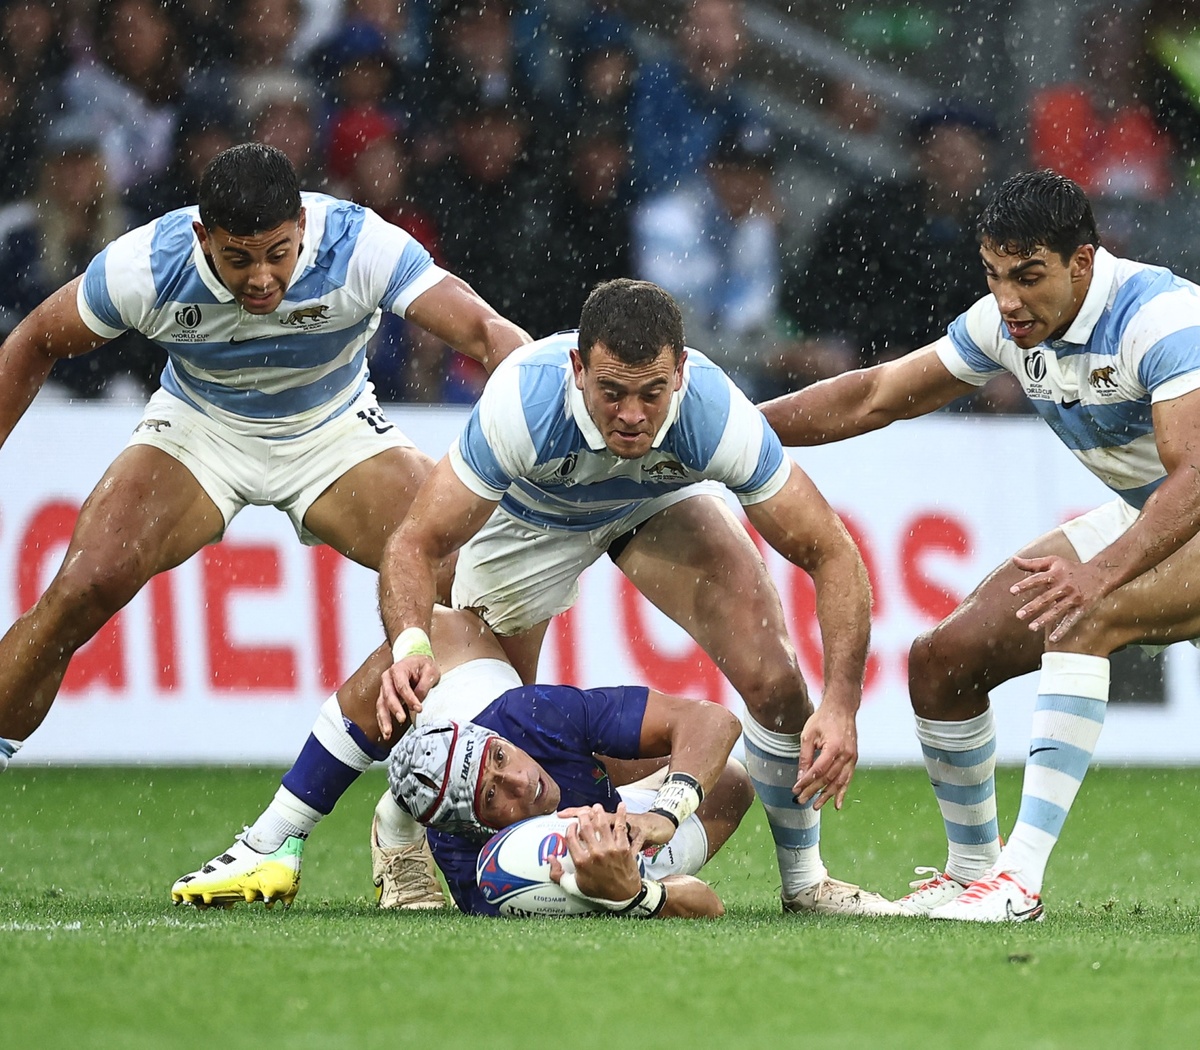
3,766,1200,1049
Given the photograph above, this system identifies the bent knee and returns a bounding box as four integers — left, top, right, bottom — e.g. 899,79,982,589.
736,661,811,731
51,552,147,618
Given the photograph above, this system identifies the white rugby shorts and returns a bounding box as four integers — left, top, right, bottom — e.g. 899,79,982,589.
1059,497,1139,562
126,385,414,544
451,483,722,636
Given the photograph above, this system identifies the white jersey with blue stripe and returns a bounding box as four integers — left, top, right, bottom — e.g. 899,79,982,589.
938,247,1200,508
76,193,447,438
449,331,790,531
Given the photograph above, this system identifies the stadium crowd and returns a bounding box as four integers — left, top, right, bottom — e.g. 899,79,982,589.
0,0,1198,407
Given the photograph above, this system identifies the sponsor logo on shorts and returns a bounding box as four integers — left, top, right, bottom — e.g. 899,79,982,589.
134,418,171,433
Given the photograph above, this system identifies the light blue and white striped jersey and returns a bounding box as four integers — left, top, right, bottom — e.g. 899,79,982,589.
77,193,446,437
449,331,790,531
939,247,1200,508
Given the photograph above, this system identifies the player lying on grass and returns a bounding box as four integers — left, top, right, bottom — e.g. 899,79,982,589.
761,170,1200,922
172,605,752,914
383,614,755,918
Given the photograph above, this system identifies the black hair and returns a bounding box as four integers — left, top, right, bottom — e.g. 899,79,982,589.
197,143,302,235
577,279,684,365
978,170,1100,261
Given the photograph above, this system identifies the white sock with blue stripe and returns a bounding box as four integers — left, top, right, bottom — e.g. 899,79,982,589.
0,736,23,773
244,695,389,853
998,651,1109,894
915,708,1001,884
743,712,825,896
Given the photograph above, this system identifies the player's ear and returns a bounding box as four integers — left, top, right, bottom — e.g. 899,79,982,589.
570,347,586,388
193,221,209,250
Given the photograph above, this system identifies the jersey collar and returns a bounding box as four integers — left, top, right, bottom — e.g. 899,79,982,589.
1057,246,1116,345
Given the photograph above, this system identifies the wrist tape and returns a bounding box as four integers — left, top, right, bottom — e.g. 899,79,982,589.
648,771,704,830
560,874,667,919
391,627,434,664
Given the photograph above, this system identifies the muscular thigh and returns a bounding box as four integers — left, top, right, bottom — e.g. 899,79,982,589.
302,445,433,569
613,494,798,688
1094,532,1200,648
65,444,225,583
912,527,1075,713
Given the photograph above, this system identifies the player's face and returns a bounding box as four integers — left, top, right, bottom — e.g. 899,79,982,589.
571,343,686,459
194,210,307,315
477,738,561,829
980,240,1094,349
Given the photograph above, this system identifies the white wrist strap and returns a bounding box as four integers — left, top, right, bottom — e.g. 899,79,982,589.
649,771,704,829
559,874,667,919
391,627,433,664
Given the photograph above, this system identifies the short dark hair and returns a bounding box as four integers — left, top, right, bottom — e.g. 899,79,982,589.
578,279,684,365
198,143,302,235
978,170,1100,261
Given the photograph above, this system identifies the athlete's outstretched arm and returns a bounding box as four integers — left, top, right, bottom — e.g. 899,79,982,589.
758,343,973,446
0,277,110,451
376,457,499,737
745,462,871,810
406,275,531,373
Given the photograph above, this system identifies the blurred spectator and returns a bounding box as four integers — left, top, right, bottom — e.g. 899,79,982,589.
1031,7,1173,202
785,104,997,367
566,2,638,130
173,0,238,66
628,0,758,196
339,128,466,403
61,0,190,194
246,74,330,192
419,85,558,340
541,117,634,333
125,106,239,224
336,0,434,72
315,19,410,185
0,120,163,398
634,122,781,393
0,0,68,199
1141,0,1200,178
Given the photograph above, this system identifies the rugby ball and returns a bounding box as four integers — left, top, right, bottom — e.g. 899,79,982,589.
475,815,602,917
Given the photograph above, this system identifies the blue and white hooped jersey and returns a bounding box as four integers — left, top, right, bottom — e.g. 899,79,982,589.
77,193,447,438
449,331,791,531
939,247,1200,508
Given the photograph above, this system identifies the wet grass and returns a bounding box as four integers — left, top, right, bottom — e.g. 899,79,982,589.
3,766,1199,1049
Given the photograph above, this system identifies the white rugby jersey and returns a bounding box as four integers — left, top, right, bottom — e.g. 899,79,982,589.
939,247,1200,508
450,331,791,531
77,193,446,437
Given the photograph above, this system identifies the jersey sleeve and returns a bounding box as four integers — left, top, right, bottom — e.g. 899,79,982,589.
937,295,1009,386
677,360,790,505
77,222,159,337
1129,284,1200,404
351,207,447,317
448,361,538,499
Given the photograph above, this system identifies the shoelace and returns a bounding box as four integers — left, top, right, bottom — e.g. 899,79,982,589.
906,866,948,891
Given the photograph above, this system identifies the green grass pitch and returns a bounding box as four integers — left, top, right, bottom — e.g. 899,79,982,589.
3,765,1200,1049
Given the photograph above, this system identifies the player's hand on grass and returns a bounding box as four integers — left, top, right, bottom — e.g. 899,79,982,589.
794,703,858,811
1010,554,1109,643
549,803,641,902
376,655,440,741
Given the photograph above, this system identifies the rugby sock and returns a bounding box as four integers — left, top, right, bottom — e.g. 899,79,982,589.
0,736,23,773
998,652,1109,894
742,712,825,895
915,708,1001,884
244,695,390,853
373,789,426,848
